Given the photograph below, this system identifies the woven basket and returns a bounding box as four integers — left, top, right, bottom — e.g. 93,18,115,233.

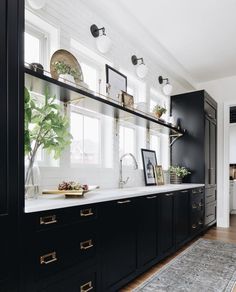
170,174,182,184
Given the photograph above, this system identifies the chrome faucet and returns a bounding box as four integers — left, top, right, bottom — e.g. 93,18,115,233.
119,153,138,188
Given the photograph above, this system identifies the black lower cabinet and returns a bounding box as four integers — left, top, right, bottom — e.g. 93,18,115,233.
100,199,137,291
175,190,190,247
22,187,205,292
137,195,158,268
159,192,175,255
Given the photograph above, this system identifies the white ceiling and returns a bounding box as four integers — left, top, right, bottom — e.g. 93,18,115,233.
116,0,236,83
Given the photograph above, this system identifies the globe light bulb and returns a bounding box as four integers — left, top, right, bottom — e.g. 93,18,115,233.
136,63,148,79
163,83,173,96
96,34,111,54
27,0,46,10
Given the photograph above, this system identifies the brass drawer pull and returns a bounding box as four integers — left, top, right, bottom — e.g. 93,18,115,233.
192,224,198,229
40,252,57,265
146,195,157,199
117,200,131,204
192,204,197,209
199,203,204,207
40,215,57,225
80,208,94,217
198,221,203,225
80,239,94,250
80,281,93,292
165,193,173,197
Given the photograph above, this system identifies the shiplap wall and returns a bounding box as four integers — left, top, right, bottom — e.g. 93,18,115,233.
25,0,190,189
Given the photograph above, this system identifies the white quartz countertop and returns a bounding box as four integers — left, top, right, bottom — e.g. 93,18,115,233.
25,183,204,213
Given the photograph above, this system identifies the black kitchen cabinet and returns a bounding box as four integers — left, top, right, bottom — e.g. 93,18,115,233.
100,199,137,291
159,192,175,255
171,90,217,227
175,190,190,247
137,195,158,267
0,0,24,291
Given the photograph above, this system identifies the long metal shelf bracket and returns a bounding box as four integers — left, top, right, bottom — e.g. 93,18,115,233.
169,132,184,147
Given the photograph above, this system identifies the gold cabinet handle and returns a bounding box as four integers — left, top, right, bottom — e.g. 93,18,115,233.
80,281,93,292
199,202,204,207
80,208,94,217
192,203,197,209
117,200,131,204
192,224,198,229
40,251,57,265
198,221,203,225
40,215,57,225
80,239,94,250
146,195,157,199
165,193,174,197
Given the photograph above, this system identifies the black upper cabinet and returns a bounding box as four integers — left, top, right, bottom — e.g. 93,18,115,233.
171,90,217,227
100,199,137,291
0,0,23,291
137,195,158,267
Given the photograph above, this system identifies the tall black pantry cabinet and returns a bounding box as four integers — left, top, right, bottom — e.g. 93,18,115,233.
0,0,24,291
171,90,217,228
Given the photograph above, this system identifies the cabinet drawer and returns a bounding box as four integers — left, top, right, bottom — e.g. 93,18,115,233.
35,226,97,279
40,268,97,292
205,188,217,204
205,202,216,225
190,216,204,235
34,205,98,231
205,101,216,120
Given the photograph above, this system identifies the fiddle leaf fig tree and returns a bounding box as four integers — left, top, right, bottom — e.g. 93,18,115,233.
24,87,72,183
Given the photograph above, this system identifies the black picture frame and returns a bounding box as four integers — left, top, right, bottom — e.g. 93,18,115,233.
105,64,127,101
141,148,157,186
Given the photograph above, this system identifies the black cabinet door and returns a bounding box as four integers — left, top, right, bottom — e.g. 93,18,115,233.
159,193,175,255
205,116,217,188
137,195,158,267
175,190,190,246
210,121,217,186
101,199,136,290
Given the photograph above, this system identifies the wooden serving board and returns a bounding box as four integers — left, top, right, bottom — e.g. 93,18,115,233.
42,190,85,194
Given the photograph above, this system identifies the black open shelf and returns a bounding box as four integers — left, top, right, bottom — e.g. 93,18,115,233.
25,68,185,135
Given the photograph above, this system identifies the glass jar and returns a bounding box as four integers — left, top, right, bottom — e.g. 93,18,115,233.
25,158,41,199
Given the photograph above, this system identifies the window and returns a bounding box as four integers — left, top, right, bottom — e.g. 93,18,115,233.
119,125,136,166
150,134,161,164
24,29,46,66
80,63,98,92
120,69,146,103
150,87,169,117
70,111,100,165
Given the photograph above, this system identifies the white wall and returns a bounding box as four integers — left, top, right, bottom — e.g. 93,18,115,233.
198,75,236,227
25,0,193,190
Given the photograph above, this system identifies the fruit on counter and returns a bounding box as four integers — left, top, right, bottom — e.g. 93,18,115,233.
58,181,88,191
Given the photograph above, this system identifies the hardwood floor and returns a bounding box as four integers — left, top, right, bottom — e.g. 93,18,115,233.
121,215,236,291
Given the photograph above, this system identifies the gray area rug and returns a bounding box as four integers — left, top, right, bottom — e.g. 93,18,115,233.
134,239,236,292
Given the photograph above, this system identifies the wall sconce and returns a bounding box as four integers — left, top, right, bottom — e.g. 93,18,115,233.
90,24,111,54
131,55,148,78
158,76,173,96
27,0,46,10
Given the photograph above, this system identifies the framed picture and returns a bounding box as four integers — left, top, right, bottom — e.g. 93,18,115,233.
141,149,157,186
121,91,134,108
106,64,127,101
154,165,165,185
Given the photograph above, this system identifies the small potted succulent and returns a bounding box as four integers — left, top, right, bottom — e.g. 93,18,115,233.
152,104,167,119
169,166,191,184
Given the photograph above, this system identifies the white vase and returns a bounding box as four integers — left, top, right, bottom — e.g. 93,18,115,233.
59,74,75,85
25,158,41,199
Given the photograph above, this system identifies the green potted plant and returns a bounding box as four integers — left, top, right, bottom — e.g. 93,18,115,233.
152,104,167,119
24,87,72,199
169,166,191,184
53,60,80,83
